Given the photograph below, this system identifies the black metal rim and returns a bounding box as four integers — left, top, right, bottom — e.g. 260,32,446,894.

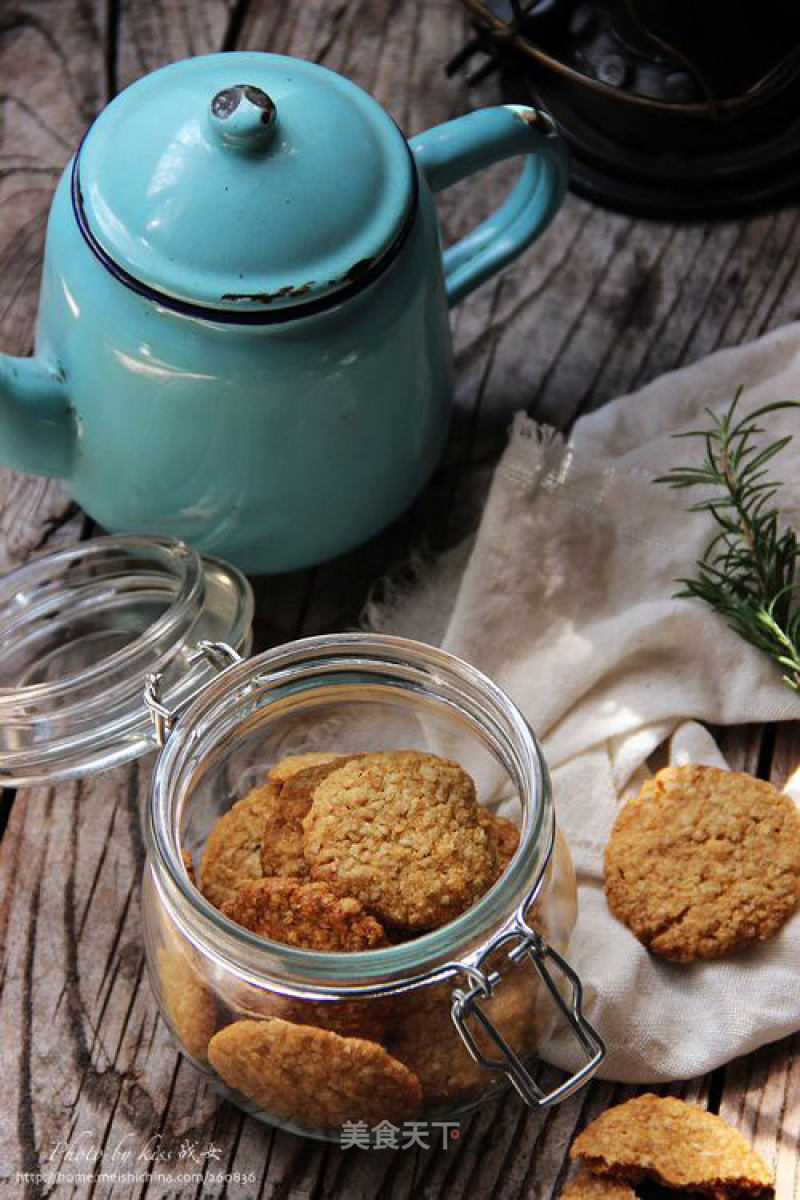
456,0,800,119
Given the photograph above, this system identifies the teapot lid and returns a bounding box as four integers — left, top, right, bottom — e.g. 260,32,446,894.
74,52,416,318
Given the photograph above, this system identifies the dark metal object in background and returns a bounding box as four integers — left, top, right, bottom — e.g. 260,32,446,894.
448,0,800,218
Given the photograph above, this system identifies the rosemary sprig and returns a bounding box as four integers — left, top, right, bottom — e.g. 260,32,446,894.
654,389,800,693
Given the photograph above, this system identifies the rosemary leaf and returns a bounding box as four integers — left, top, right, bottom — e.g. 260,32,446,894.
654,390,800,694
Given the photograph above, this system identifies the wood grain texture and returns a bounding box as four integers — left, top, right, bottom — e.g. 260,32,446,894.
713,721,800,1197
0,0,107,566
0,0,798,1197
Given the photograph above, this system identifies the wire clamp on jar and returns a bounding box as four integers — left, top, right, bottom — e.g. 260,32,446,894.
450,921,605,1109
144,640,243,745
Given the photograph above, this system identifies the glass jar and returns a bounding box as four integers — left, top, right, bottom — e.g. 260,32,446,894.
142,633,603,1140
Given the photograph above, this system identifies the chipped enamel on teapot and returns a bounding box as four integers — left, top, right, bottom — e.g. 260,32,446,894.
0,52,567,574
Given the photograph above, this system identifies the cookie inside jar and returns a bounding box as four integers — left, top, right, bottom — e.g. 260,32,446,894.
144,635,575,1138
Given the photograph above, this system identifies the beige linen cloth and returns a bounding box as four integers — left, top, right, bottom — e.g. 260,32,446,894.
369,322,800,1083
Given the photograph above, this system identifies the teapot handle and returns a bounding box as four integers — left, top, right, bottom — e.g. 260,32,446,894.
409,106,568,308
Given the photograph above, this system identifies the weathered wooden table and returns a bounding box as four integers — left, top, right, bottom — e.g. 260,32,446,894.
1,3,799,1197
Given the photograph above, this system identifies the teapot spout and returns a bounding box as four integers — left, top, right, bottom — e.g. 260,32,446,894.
0,354,73,479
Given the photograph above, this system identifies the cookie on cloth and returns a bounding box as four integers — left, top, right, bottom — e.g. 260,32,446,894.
561,1169,635,1200
221,877,389,951
200,782,277,909
303,750,495,929
570,1093,774,1197
604,765,800,962
207,1017,422,1128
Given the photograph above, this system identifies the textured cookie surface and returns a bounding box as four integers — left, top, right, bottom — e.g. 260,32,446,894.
570,1094,774,1197
561,1169,635,1200
303,750,495,929
200,784,276,908
258,763,332,880
604,765,800,962
181,848,196,886
479,809,520,880
207,1017,422,1128
155,945,217,1063
268,752,345,787
221,877,389,951
229,980,395,1041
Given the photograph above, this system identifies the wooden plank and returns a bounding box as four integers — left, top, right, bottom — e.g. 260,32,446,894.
0,5,109,1179
114,0,238,90
0,0,109,566
715,720,800,1200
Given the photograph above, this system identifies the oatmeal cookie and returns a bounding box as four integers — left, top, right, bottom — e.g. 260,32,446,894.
222,877,393,1037
604,765,800,962
387,964,545,1105
155,944,217,1063
228,984,394,1041
304,750,495,929
221,878,390,951
260,760,352,880
570,1094,774,1197
268,752,345,787
561,1169,635,1200
207,1017,422,1128
227,976,394,1041
181,848,196,886
200,783,277,909
479,808,520,880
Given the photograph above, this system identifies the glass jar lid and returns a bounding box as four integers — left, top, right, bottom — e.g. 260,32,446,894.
74,52,416,316
0,534,253,786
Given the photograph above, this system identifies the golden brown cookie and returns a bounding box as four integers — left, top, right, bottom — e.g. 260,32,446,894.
267,752,345,786
259,760,353,880
181,848,196,886
155,944,217,1064
227,975,395,1041
561,1169,635,1200
221,875,393,1038
479,808,520,880
570,1094,774,1198
604,765,800,962
229,984,394,1041
200,783,277,909
304,750,495,929
387,964,545,1105
221,877,390,951
207,1017,422,1128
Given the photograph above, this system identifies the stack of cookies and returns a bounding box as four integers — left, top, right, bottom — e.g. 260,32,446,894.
156,749,548,1130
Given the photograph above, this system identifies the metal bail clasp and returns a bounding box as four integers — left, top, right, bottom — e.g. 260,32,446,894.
144,640,243,746
451,924,605,1109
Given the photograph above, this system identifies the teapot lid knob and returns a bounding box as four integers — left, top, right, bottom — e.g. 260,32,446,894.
209,84,276,149
74,51,415,314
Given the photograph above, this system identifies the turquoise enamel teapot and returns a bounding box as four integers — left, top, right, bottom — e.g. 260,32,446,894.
0,52,567,574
